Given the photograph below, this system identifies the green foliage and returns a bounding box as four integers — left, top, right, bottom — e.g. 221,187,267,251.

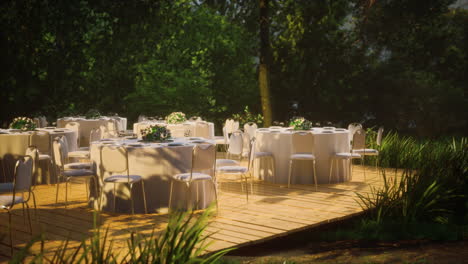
85,109,101,119
357,133,468,226
10,206,234,263
232,106,264,127
0,0,466,136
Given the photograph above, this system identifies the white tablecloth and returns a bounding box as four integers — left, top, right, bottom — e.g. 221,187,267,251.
89,137,216,213
133,121,215,139
0,128,77,183
254,127,350,184
57,117,127,146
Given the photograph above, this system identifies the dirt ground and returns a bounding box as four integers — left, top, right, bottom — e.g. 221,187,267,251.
224,240,468,264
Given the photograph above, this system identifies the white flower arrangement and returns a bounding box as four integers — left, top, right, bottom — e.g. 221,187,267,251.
166,112,186,124
9,117,37,131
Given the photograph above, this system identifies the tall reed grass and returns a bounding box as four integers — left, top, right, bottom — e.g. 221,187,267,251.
358,131,467,227
10,205,232,263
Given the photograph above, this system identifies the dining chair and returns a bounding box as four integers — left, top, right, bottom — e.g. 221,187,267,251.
53,138,97,207
169,143,217,211
61,133,90,160
214,126,229,152
347,123,362,146
243,122,258,141
351,128,379,181
288,131,318,190
1,149,38,215
195,121,210,139
224,119,235,134
250,137,276,183
329,151,361,183
216,130,243,167
65,122,81,146
100,145,147,214
216,138,256,201
0,156,34,255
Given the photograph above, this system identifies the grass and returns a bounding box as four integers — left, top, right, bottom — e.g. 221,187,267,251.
10,205,234,263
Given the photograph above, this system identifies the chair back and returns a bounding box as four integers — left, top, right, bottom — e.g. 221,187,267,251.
227,131,243,156
65,122,80,134
222,126,229,144
99,125,109,138
224,119,235,134
100,145,128,174
25,146,39,182
53,138,66,167
195,121,210,139
191,143,216,174
90,128,102,143
347,123,362,142
352,128,366,150
106,120,119,137
232,121,240,133
65,122,80,145
376,126,384,146
33,118,41,128
244,122,257,140
39,116,48,127
291,131,315,154
13,156,33,193
30,130,51,154
247,137,257,170
138,115,147,122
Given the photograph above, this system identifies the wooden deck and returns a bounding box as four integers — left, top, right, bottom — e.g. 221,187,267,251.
0,161,389,262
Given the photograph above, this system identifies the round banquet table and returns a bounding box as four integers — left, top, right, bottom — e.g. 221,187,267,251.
89,137,216,214
133,121,215,139
254,127,351,184
57,116,127,147
0,128,78,183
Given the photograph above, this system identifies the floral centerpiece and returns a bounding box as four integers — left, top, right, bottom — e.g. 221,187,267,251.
289,117,313,130
85,109,101,119
141,125,172,142
166,112,186,124
9,117,37,131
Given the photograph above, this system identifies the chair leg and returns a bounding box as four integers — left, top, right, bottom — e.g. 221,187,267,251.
243,174,249,202
362,156,366,181
212,180,219,213
31,191,38,220
56,180,60,203
113,183,116,213
335,159,339,183
141,181,148,214
168,181,174,212
130,183,134,215
329,159,334,184
25,202,32,235
187,185,192,210
313,161,317,191
288,160,293,188
21,202,26,225
8,211,12,256
349,159,353,181
65,180,69,207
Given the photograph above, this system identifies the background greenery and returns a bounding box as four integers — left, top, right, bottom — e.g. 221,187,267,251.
1,0,466,137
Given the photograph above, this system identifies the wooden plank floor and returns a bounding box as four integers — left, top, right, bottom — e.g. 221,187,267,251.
0,160,392,262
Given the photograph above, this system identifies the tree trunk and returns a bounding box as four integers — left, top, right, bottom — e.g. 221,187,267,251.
259,0,272,127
